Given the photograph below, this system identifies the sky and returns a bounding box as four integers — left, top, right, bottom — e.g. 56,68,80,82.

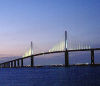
0,0,100,58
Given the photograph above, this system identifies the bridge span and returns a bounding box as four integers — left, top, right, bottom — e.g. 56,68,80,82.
0,48,100,68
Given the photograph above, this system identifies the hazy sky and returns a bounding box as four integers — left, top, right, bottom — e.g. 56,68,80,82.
0,0,100,57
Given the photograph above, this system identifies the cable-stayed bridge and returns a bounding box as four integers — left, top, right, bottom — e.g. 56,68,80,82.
0,31,100,68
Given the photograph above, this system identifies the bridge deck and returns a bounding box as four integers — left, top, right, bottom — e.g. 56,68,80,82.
0,48,100,68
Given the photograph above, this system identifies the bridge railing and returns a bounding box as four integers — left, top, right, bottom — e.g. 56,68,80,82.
0,48,100,68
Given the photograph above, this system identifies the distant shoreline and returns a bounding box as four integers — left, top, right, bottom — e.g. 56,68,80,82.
1,64,100,68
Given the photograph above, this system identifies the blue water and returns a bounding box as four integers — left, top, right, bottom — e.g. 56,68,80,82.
0,66,100,86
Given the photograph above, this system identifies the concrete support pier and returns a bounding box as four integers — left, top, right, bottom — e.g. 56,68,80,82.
21,58,23,67
91,50,94,65
31,56,34,67
11,61,13,68
14,60,16,68
65,49,69,67
17,59,20,67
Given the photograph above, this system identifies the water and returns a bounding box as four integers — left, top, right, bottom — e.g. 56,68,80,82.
0,66,100,86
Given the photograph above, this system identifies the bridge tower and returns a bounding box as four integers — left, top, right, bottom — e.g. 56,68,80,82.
31,41,34,67
65,31,69,67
